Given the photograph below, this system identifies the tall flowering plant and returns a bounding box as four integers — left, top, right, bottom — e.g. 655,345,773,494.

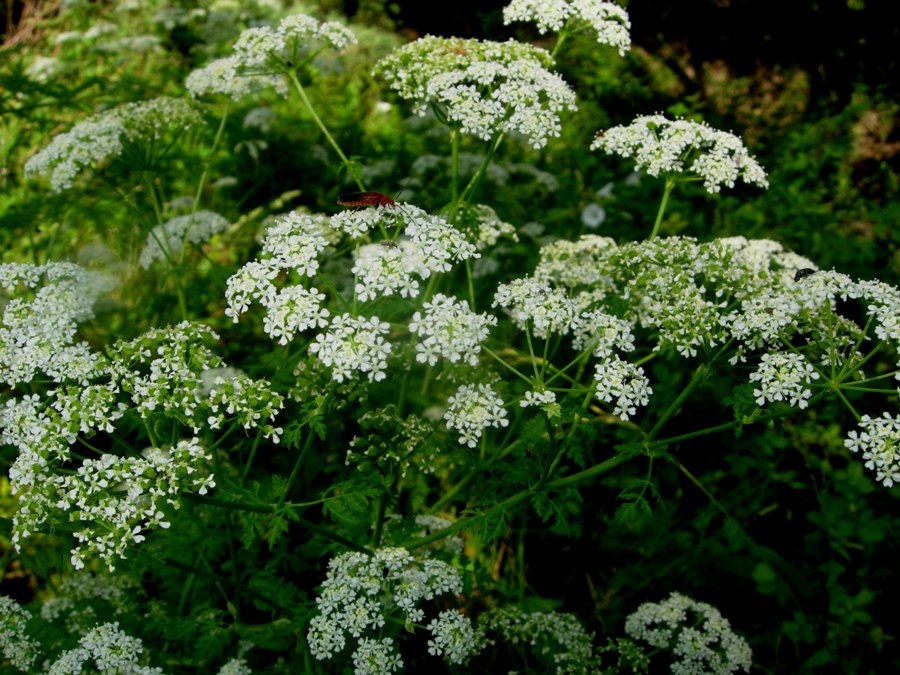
2,1,897,673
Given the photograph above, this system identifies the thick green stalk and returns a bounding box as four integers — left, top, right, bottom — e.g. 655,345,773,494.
288,70,364,191
650,178,676,239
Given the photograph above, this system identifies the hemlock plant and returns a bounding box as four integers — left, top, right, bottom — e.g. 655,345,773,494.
2,1,897,673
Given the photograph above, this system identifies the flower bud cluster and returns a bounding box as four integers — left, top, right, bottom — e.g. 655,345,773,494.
476,606,601,673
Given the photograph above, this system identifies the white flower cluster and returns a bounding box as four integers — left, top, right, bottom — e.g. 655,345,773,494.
467,204,519,251
1,321,283,569
107,322,282,438
593,356,652,421
844,413,900,488
307,547,466,672
1,595,41,672
426,609,481,665
25,97,202,191
749,352,820,409
216,658,254,675
226,206,479,382
46,621,163,675
375,36,577,148
186,12,356,100
503,0,632,55
139,210,231,267
41,570,137,633
1,262,114,386
444,383,509,447
624,592,752,674
591,114,769,193
476,606,601,673
409,293,496,366
493,277,579,337
520,388,557,408
59,438,213,571
351,637,403,674
309,314,392,383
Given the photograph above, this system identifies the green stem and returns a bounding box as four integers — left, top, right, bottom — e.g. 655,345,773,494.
650,178,676,239
645,362,710,441
288,70,364,191
406,451,635,551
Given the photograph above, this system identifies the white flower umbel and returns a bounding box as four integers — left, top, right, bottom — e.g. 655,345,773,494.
493,277,578,337
844,414,900,488
749,352,820,410
309,314,392,383
139,210,231,268
0,595,41,672
25,97,202,192
46,621,163,675
2,321,283,570
375,36,577,149
187,13,355,99
591,114,769,193
503,0,632,55
186,55,288,100
61,438,214,571
352,637,403,675
624,592,752,674
262,286,330,345
232,13,356,71
476,606,601,673
217,658,253,675
593,355,652,421
426,610,480,665
353,243,422,302
40,570,137,633
444,383,509,448
307,547,463,670
520,388,557,408
0,262,114,386
409,294,497,366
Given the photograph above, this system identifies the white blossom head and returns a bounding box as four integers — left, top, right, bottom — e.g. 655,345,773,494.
375,36,577,149
232,12,356,73
25,97,202,192
139,210,231,268
591,114,769,193
624,592,752,674
187,13,355,99
845,413,900,488
1,261,114,386
307,547,465,670
503,0,632,55
0,595,41,671
444,382,509,447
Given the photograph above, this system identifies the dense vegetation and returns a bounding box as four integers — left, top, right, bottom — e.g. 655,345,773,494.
1,1,898,673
